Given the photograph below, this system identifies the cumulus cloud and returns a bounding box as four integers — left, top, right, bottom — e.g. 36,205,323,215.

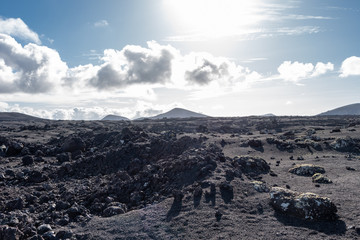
0,18,41,44
183,52,262,87
89,41,176,89
278,61,333,82
0,100,187,120
185,55,230,85
94,20,109,28
340,56,360,77
0,102,128,120
0,101,9,110
0,17,340,100
312,62,334,77
0,21,263,95
0,34,67,93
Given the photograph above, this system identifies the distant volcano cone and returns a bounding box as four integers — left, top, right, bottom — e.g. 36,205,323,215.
150,108,208,119
319,103,360,116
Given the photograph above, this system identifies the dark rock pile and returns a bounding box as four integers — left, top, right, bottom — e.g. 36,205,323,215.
232,155,270,177
0,125,225,239
288,164,325,176
330,137,360,153
270,187,338,221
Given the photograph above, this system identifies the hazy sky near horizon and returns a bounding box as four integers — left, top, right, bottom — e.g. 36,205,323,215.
0,0,359,119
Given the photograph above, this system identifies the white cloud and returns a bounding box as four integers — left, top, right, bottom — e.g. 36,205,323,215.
340,56,360,77
0,18,41,44
284,14,333,20
165,26,322,42
89,41,177,89
275,26,321,36
0,34,67,93
278,61,333,83
312,62,334,77
184,53,232,85
278,61,314,82
182,52,262,88
0,100,187,120
94,20,109,28
0,32,264,98
0,101,9,110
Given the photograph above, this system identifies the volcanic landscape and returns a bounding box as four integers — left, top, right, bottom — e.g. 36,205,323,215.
1,115,360,239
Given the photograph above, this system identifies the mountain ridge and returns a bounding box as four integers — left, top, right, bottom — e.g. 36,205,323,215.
319,103,360,116
102,115,130,121
0,112,45,121
148,107,208,119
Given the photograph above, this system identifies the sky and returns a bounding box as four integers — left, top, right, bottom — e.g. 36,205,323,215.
0,0,360,120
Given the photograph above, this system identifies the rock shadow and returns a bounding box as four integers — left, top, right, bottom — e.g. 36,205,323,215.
193,191,202,208
204,184,216,206
219,182,234,204
250,145,264,153
274,212,347,236
166,192,183,222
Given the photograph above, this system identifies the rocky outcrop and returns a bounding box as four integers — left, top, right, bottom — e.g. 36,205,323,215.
312,173,333,184
288,164,325,176
232,156,270,177
270,187,337,221
61,137,86,153
266,138,296,152
251,181,269,192
330,137,360,153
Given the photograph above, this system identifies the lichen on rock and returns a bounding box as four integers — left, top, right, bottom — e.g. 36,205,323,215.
232,155,270,176
288,164,325,176
251,181,269,193
330,136,360,153
312,173,333,184
269,187,337,221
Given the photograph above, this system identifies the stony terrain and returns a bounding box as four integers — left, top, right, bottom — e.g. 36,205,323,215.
0,116,360,239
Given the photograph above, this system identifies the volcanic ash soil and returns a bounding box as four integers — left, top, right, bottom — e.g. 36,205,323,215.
0,116,360,239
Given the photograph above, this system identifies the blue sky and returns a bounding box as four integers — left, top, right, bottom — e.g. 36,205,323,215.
0,0,359,119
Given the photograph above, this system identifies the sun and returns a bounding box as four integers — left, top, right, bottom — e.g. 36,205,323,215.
163,0,266,40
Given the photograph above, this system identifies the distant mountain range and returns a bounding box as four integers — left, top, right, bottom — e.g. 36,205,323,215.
261,113,276,117
3,103,360,121
0,112,45,121
319,103,360,116
148,108,208,119
101,115,129,121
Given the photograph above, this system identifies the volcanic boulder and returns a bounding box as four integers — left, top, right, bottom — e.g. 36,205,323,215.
232,156,270,176
270,187,337,221
247,139,262,148
251,181,269,193
330,137,360,153
22,155,34,166
312,173,333,184
56,153,70,163
288,164,325,176
0,225,23,240
61,137,86,153
103,204,127,217
6,142,24,156
266,138,296,152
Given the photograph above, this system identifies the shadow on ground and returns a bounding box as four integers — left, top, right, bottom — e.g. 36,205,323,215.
274,212,347,236
166,197,183,222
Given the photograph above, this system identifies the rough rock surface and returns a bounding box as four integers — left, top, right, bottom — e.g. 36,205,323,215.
251,181,269,192
232,155,270,177
270,187,338,221
312,173,333,184
0,116,359,239
289,164,326,176
330,137,360,153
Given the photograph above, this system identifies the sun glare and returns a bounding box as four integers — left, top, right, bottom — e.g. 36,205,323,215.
164,0,266,40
